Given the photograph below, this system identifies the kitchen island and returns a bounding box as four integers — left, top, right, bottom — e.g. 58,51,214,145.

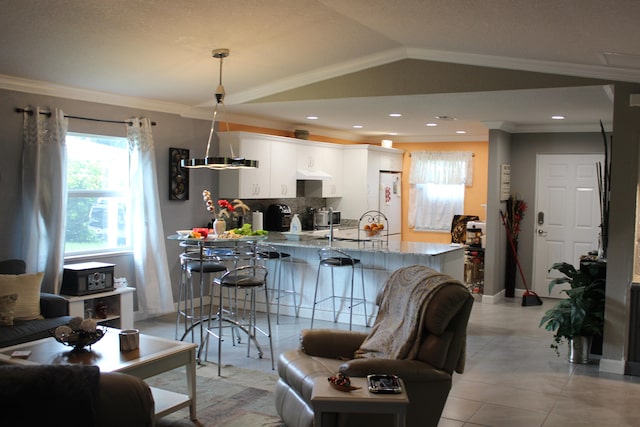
264,233,465,327
167,233,464,328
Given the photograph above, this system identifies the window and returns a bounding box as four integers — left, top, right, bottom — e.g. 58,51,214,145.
408,151,473,231
65,133,132,255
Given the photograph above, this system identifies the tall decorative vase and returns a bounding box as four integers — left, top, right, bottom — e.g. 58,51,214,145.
504,240,517,297
213,218,226,236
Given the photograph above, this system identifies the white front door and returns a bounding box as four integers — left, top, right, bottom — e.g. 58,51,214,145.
532,154,603,297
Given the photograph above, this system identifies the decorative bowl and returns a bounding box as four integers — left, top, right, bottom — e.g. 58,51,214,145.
327,373,361,392
52,327,105,352
329,382,361,392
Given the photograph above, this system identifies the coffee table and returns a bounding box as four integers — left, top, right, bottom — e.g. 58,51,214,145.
0,327,197,421
311,376,409,427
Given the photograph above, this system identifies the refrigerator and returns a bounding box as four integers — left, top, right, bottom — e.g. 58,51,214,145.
378,171,402,242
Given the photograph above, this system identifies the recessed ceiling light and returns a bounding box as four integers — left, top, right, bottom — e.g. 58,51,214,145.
551,115,565,120
456,130,467,134
352,125,363,129
388,113,402,117
306,116,319,120
388,132,398,136
425,123,438,127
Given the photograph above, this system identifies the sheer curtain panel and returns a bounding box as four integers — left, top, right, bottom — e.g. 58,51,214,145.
21,107,68,293
408,151,473,231
127,118,174,315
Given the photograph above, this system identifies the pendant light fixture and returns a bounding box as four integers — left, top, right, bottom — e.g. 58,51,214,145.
181,48,258,170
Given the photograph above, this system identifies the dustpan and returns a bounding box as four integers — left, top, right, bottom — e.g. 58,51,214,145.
499,210,543,306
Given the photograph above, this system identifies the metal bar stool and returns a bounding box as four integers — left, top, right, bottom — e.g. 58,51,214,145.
204,264,274,376
310,246,367,331
256,242,298,324
175,242,227,352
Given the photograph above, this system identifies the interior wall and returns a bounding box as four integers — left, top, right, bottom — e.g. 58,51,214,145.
393,140,489,244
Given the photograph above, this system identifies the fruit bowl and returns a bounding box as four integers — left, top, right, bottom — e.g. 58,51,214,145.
363,222,385,237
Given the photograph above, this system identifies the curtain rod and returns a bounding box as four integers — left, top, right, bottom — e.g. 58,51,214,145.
15,108,157,126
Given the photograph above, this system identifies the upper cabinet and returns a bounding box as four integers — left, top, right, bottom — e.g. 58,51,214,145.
296,141,343,197
270,139,297,198
218,132,271,198
216,131,400,203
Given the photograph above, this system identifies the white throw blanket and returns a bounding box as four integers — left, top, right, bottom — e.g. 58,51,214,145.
355,265,456,360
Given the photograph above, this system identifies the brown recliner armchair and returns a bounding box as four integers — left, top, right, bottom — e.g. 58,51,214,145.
275,265,474,427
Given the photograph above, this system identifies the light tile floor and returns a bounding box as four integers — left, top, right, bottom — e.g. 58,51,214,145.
136,297,640,426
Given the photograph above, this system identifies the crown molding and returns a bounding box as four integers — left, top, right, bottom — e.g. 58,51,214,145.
0,74,200,118
225,47,409,105
405,47,640,83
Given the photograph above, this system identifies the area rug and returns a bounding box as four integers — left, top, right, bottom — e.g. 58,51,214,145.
147,363,285,427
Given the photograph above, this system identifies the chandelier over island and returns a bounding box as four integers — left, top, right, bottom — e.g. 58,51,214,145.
181,48,258,170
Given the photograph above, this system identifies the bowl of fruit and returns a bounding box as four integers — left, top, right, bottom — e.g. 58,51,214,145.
327,373,361,392
363,222,385,237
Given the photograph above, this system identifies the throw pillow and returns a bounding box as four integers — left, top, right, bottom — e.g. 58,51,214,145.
0,272,44,321
0,293,18,326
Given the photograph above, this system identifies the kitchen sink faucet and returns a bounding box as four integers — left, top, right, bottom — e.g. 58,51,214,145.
328,207,334,245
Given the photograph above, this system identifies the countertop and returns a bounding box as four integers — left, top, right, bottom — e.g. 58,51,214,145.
166,232,464,257
266,232,464,256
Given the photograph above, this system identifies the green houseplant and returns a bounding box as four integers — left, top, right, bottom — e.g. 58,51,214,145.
539,262,605,362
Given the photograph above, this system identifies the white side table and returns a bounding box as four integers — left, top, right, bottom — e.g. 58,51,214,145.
311,377,409,427
63,287,135,329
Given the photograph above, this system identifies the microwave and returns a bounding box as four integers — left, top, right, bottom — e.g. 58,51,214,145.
314,210,341,228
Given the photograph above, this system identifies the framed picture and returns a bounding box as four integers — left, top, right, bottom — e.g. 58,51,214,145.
169,148,189,200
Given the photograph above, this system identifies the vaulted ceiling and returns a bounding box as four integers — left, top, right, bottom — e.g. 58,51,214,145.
2,0,639,141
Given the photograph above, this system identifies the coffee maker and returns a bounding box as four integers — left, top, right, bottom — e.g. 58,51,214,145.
265,204,292,231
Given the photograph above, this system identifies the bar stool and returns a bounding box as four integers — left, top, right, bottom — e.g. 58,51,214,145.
255,243,298,324
175,242,227,350
310,247,367,331
204,264,274,376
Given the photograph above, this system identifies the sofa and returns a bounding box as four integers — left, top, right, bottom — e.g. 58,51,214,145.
0,259,72,347
275,265,474,427
0,364,155,427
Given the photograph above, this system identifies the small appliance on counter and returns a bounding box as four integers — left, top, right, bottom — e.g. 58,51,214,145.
314,208,341,229
265,204,292,231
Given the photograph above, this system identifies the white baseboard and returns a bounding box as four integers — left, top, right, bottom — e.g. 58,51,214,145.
599,358,626,375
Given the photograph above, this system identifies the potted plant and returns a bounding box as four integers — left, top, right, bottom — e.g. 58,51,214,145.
539,262,605,363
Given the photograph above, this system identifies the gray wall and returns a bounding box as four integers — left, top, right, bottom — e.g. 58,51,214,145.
0,88,214,307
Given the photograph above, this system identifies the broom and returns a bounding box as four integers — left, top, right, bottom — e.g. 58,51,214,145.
499,210,543,306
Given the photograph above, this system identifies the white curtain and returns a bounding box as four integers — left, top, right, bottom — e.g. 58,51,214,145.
21,108,68,293
127,118,174,315
408,151,473,231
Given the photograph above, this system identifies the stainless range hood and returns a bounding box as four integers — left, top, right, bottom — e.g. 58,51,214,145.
296,169,332,180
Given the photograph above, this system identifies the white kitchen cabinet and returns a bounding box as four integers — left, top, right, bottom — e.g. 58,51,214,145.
296,140,344,197
218,132,271,198
270,139,297,198
321,145,343,197
296,142,324,172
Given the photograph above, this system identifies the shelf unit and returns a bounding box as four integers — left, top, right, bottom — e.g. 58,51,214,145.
63,287,135,330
